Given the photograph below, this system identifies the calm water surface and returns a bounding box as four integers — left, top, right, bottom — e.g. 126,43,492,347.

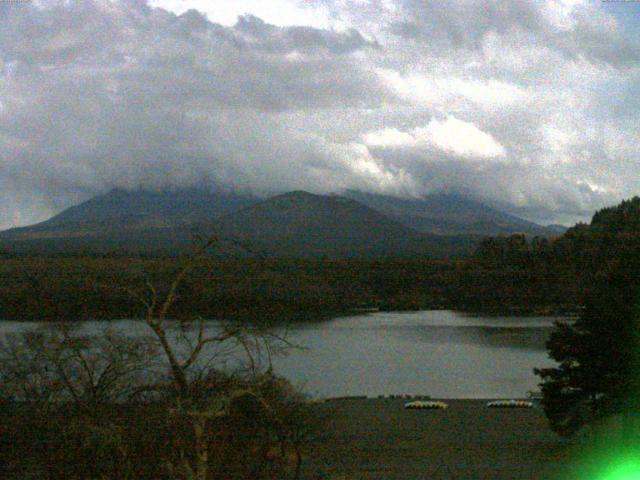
273,310,561,398
0,310,564,399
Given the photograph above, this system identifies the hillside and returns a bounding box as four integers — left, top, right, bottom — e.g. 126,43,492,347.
476,196,640,267
0,189,258,255
1,188,571,257
551,196,640,271
343,190,562,236
465,196,640,314
216,191,476,257
6,189,257,235
0,189,480,257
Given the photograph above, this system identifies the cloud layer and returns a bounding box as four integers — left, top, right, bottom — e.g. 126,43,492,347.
1,0,639,228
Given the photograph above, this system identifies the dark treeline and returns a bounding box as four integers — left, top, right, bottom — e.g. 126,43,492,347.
0,253,577,323
470,196,640,315
0,257,456,322
466,234,580,314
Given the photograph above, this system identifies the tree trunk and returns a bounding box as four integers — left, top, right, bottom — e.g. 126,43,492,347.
193,416,209,480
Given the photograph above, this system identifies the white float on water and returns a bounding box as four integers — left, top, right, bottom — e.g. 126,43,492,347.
404,400,448,410
486,400,533,408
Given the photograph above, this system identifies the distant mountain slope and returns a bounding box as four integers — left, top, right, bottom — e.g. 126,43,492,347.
15,188,257,233
0,189,478,257
216,191,476,257
0,188,258,254
343,190,561,236
545,224,569,235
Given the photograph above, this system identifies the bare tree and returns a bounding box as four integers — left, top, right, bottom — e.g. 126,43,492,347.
0,322,156,410
0,235,321,480
126,235,301,480
0,323,158,479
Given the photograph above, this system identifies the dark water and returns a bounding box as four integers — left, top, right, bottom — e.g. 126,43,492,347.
0,310,563,399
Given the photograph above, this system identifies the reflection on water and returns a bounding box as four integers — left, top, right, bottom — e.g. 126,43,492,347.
394,325,551,350
0,310,567,399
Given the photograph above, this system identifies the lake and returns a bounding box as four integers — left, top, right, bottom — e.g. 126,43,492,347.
0,310,564,399
273,310,561,399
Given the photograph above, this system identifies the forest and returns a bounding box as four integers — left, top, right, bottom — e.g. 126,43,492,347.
0,253,579,324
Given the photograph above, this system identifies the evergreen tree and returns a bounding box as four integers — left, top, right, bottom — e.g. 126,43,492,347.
536,198,640,437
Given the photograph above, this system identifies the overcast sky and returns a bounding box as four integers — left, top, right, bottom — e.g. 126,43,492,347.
2,0,640,229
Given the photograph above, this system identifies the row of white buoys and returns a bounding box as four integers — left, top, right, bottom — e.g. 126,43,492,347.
486,400,533,408
404,400,448,410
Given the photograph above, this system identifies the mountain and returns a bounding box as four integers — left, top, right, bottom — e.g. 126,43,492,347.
342,190,561,237
545,224,569,235
0,189,258,254
16,188,257,232
0,189,477,257
215,191,476,257
3,187,564,258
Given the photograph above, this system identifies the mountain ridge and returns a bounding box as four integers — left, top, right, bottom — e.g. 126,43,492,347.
0,188,557,257
213,190,469,257
342,190,563,237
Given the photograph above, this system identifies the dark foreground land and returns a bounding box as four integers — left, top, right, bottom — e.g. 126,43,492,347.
309,399,569,480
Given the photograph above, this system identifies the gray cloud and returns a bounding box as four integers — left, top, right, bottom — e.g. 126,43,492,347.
1,0,640,229
233,14,379,54
392,0,545,49
391,0,640,67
